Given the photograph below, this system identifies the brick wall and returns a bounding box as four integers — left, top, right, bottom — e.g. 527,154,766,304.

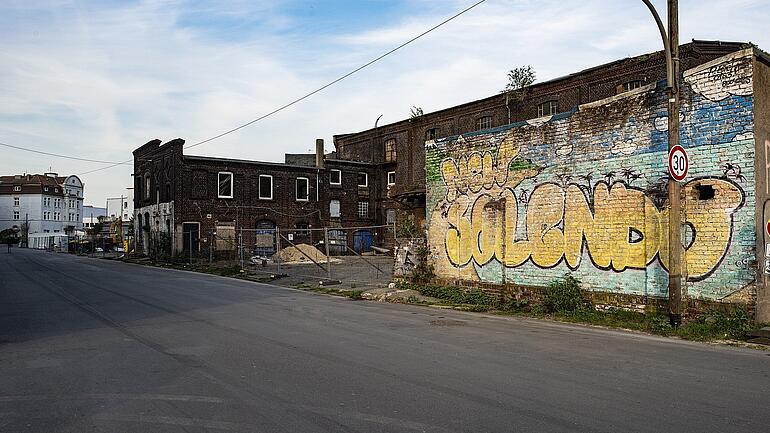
425,49,757,305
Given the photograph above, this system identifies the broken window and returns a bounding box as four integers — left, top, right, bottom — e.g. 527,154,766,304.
218,172,233,198
696,184,715,200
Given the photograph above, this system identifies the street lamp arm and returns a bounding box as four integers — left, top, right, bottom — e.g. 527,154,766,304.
640,0,674,89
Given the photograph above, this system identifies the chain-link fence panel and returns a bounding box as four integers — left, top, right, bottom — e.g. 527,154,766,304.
239,224,395,289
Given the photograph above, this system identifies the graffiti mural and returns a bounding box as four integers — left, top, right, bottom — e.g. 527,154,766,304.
434,137,744,280
425,50,757,300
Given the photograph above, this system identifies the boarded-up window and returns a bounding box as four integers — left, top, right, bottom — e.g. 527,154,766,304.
386,209,396,225
330,199,341,218
215,222,236,250
384,139,396,162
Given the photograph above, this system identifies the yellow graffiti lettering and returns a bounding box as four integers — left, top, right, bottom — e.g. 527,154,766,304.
435,176,743,279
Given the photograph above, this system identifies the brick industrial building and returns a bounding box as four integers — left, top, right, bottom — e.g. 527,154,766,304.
133,138,379,257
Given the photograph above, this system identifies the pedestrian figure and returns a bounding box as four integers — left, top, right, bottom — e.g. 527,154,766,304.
6,237,13,253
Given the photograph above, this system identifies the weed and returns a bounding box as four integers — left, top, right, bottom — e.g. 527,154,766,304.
542,275,585,313
676,309,753,341
389,279,757,343
410,244,435,283
305,287,363,300
401,282,497,306
500,298,529,312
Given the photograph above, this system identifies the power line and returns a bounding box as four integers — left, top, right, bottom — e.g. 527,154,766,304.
74,0,486,176
183,0,486,151
0,141,128,165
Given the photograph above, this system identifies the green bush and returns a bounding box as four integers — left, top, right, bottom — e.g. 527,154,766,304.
399,281,497,306
542,275,585,313
677,309,753,341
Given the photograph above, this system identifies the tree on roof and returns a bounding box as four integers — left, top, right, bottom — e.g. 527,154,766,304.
503,65,536,102
409,106,424,119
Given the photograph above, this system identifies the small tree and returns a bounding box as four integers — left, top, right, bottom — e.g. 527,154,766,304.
503,65,536,102
87,222,104,237
409,106,424,119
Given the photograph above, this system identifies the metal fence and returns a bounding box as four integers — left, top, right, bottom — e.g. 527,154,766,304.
235,224,395,286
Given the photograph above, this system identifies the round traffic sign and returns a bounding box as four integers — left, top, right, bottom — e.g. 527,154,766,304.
766,220,770,237
668,145,689,182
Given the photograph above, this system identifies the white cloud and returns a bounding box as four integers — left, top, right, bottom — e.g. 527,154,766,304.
1,0,769,205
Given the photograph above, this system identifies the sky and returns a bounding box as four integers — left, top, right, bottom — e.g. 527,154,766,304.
1,0,769,206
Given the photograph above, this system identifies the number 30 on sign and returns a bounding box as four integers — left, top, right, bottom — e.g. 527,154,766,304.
668,145,689,182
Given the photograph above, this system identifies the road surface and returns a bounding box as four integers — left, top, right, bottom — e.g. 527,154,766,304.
1,249,769,432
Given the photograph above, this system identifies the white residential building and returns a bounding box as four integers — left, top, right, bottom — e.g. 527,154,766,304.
0,173,84,239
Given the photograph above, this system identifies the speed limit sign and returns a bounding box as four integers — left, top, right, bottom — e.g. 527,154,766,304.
668,145,689,182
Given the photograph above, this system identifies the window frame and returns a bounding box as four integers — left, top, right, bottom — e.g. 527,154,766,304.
13,197,19,206
295,177,310,202
217,171,234,199
13,186,21,192
425,128,438,141
258,174,273,200
387,171,396,186
329,169,342,186
357,172,368,188
13,210,19,220
384,138,397,163
357,201,369,219
623,80,644,92
476,116,493,131
538,100,558,117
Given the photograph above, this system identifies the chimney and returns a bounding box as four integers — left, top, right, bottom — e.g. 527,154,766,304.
315,138,324,168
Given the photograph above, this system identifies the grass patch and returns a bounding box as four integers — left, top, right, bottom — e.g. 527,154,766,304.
305,287,364,300
396,278,758,343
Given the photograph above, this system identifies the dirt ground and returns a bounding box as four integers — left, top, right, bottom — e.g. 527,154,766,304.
242,254,394,290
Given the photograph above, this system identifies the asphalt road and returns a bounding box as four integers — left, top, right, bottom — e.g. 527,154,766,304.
1,249,769,433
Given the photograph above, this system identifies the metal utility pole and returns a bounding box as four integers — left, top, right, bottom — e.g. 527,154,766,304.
667,0,682,326
641,0,681,326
